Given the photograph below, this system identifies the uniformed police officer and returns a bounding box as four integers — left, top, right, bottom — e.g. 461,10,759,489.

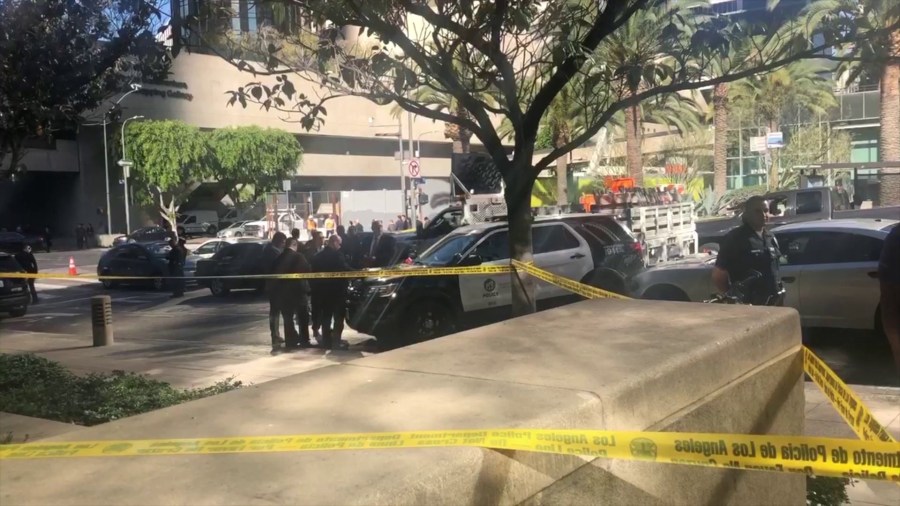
712,196,783,306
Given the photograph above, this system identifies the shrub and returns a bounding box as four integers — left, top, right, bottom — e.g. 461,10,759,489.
0,354,242,426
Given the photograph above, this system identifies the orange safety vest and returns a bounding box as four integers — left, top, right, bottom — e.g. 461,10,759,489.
579,194,596,213
307,218,316,230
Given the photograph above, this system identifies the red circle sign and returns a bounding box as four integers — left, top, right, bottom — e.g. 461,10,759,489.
408,159,420,177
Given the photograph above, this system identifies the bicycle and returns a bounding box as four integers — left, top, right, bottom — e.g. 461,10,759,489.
704,270,786,306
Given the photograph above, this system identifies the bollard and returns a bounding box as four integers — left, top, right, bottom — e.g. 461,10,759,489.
90,295,114,346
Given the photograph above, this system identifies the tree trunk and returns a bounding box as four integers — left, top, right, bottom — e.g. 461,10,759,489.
555,153,568,206
878,31,900,206
624,104,643,186
505,169,537,317
713,82,729,195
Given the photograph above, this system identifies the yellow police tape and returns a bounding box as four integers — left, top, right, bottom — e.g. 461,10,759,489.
803,347,896,444
1,428,897,481
0,265,513,281
511,259,630,300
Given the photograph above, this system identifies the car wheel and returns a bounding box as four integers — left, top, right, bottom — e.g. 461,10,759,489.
101,278,117,289
581,269,626,296
642,284,690,302
234,232,243,238
207,225,217,235
401,300,456,345
9,307,27,318
210,279,229,297
151,277,165,291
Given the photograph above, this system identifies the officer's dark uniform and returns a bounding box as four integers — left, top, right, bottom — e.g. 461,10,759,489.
14,247,38,303
715,223,782,305
311,246,353,349
167,242,186,297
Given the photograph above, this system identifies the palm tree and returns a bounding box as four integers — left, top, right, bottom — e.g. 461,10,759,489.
595,0,707,186
730,61,837,189
831,0,900,205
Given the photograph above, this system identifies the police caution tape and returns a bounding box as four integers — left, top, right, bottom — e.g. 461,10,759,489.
0,265,513,281
1,429,897,481
803,347,896,444
511,260,630,300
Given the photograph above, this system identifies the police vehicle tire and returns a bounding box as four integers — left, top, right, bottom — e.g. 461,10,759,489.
581,269,626,295
101,278,117,289
402,300,456,344
641,284,690,302
9,307,27,318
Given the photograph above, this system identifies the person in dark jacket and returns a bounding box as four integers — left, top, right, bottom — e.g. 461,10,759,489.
261,232,287,348
302,230,324,340
364,220,397,268
167,237,188,298
272,237,313,350
14,245,38,303
311,235,353,351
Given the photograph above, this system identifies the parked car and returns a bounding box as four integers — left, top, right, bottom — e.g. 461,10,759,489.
97,242,172,290
112,226,172,247
176,210,220,237
195,242,267,296
217,220,252,239
392,206,465,260
632,219,898,332
696,187,900,248
0,232,45,254
183,239,232,283
0,253,30,318
347,214,644,347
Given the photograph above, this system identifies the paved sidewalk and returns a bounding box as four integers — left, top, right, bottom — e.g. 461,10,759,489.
804,384,900,506
0,332,374,389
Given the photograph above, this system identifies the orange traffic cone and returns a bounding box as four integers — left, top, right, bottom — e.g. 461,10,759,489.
68,256,78,276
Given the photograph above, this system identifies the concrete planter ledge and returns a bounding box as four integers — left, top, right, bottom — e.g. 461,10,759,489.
0,299,805,506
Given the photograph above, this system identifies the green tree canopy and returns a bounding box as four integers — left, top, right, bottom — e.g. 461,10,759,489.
208,126,303,205
123,120,211,204
0,0,170,180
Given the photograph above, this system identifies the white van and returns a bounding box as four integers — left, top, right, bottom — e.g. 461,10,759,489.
176,210,219,237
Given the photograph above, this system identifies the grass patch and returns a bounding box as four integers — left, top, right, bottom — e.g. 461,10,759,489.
0,354,242,426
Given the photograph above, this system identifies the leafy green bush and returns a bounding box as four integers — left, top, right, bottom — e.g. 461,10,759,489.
0,354,242,426
806,476,850,506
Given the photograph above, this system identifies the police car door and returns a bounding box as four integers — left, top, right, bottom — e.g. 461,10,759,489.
531,223,594,300
457,228,511,321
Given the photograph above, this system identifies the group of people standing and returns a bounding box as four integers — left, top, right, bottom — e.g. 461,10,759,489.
74,223,94,249
263,229,354,352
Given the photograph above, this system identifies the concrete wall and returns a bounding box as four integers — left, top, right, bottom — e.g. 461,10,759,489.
93,52,458,180
0,300,805,505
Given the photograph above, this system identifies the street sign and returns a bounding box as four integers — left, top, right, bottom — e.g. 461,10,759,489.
408,159,420,177
750,136,767,153
766,132,784,149
282,179,292,191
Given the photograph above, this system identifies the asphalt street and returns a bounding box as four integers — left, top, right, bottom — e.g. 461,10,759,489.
3,248,898,387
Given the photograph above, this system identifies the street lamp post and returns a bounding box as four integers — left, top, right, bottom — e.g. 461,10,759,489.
84,84,142,234
370,117,408,217
120,115,144,234
416,130,439,158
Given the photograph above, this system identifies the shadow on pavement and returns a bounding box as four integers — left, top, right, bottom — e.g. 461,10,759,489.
804,327,899,387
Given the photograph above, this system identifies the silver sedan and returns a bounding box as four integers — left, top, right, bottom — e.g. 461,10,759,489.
629,219,898,331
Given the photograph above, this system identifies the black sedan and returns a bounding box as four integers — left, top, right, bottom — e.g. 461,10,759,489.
112,226,172,247
97,242,172,290
195,242,267,296
0,253,30,318
0,232,46,254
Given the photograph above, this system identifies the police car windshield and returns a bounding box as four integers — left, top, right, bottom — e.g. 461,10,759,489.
416,232,478,266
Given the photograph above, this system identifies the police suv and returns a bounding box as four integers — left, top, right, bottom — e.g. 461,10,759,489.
346,214,644,348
